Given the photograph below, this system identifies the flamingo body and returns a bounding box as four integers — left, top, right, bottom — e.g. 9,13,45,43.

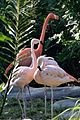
34,56,77,86
39,65,77,87
10,66,35,88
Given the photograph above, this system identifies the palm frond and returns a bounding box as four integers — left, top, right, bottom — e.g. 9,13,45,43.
0,0,35,83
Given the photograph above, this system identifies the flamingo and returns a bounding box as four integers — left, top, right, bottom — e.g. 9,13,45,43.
7,38,40,119
33,56,77,119
4,13,59,75
33,55,59,116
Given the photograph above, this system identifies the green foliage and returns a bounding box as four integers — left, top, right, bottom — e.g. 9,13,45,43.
0,0,36,83
56,40,80,78
0,83,5,92
0,97,51,119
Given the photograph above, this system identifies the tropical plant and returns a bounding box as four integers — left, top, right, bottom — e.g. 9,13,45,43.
0,0,37,83
56,40,80,79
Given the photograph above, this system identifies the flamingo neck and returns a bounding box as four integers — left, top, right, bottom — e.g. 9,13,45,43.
36,13,58,55
31,43,37,70
37,58,44,71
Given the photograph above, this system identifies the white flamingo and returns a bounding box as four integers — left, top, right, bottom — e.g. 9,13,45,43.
33,55,59,116
7,38,40,119
34,56,77,119
34,55,59,84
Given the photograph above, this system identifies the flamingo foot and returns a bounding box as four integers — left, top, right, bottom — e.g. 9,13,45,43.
21,113,27,119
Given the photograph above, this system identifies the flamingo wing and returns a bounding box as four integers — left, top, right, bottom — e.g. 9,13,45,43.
10,66,33,88
41,65,76,87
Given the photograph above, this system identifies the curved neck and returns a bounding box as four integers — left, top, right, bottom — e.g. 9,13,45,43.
37,58,45,71
40,13,58,42
31,42,37,69
37,13,58,55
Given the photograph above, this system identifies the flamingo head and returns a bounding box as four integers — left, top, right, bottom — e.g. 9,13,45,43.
31,38,40,46
37,55,54,66
48,13,59,20
37,55,46,66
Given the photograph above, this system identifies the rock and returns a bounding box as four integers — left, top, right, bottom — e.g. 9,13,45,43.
1,86,80,101
53,98,79,111
53,98,80,120
7,87,45,100
46,86,80,100
57,110,80,120
28,86,80,101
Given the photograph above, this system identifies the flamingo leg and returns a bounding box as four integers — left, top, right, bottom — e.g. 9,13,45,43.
51,86,53,119
27,85,33,109
16,89,24,118
22,88,26,119
44,85,47,116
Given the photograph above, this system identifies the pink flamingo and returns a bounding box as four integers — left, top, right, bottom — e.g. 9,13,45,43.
33,56,77,119
4,13,59,75
7,39,40,119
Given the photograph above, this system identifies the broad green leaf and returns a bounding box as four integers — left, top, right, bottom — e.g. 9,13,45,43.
0,83,5,92
0,33,13,42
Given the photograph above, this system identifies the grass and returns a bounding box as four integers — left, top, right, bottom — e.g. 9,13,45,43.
0,97,53,120
0,96,80,120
